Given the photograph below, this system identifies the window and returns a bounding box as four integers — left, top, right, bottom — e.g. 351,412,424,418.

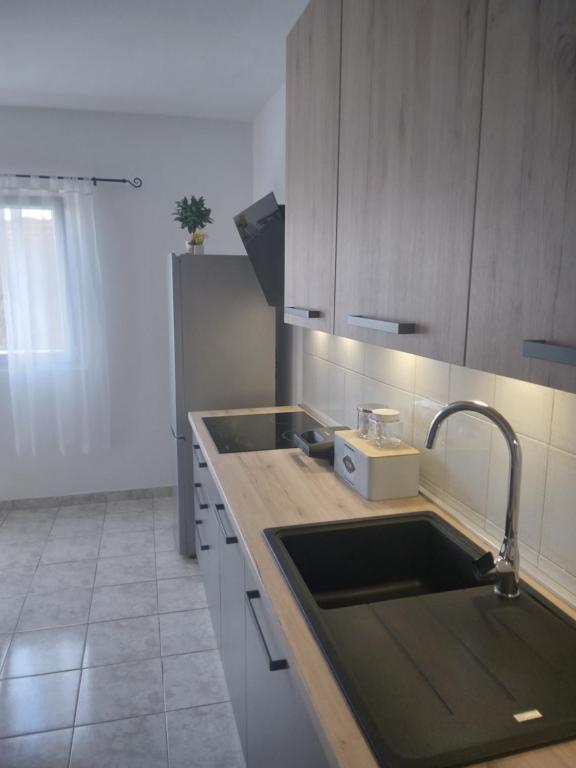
0,196,71,358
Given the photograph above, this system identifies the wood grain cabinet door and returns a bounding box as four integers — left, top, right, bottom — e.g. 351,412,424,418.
334,0,486,363
284,0,342,331
466,0,576,393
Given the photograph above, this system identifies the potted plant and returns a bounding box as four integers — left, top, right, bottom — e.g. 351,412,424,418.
173,195,213,254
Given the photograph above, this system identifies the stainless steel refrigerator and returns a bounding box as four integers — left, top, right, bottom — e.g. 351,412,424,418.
169,253,276,556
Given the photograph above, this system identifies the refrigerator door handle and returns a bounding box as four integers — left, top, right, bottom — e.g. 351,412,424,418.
170,425,186,441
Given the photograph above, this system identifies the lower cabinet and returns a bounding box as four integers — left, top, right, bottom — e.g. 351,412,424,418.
218,504,247,754
194,461,330,767
244,568,330,768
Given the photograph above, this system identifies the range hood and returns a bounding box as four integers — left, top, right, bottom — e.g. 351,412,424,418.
233,192,284,307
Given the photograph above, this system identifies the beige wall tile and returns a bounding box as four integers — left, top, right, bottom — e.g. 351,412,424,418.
363,345,415,393
551,389,576,454
414,357,450,403
541,448,576,576
494,376,553,442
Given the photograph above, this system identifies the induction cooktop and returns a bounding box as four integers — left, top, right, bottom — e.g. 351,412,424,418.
202,411,323,454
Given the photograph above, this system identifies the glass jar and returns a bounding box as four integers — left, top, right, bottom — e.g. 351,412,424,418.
356,403,387,439
368,408,402,448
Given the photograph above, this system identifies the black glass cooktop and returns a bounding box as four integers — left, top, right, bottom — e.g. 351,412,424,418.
203,412,323,454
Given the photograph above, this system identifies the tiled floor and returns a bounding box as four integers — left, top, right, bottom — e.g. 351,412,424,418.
0,497,245,768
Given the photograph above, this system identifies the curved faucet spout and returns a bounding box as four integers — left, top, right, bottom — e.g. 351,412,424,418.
425,400,522,599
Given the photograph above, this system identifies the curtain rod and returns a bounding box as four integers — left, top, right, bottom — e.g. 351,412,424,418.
2,173,143,188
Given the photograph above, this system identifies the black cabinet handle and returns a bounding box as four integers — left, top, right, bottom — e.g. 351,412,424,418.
285,306,321,319
214,503,238,544
194,519,210,551
246,590,288,671
193,483,209,510
192,443,207,469
347,314,416,334
170,425,185,441
523,340,576,367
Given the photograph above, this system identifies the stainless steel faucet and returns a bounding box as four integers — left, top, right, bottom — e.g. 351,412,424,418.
425,400,522,599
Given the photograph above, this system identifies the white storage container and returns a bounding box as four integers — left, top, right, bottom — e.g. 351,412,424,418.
334,430,420,501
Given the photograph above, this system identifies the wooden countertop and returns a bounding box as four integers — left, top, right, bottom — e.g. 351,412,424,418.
189,406,576,768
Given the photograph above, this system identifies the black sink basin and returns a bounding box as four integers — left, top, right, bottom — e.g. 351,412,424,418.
265,513,576,768
267,513,494,609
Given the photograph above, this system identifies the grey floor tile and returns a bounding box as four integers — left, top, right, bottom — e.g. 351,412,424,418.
0,728,73,768
0,541,44,569
159,610,216,656
57,503,106,520
18,588,92,631
4,508,58,524
90,581,157,622
152,496,176,513
0,519,54,540
70,713,168,768
1,625,86,678
99,529,154,559
75,658,164,725
0,669,80,737
29,560,97,594
157,576,207,614
0,595,25,634
166,703,245,768
0,633,11,668
83,615,160,667
1,594,23,630
41,534,101,565
50,518,103,538
103,510,154,533
0,567,35,598
95,553,156,587
154,527,176,553
153,509,176,529
155,550,200,580
106,498,154,514
163,650,228,711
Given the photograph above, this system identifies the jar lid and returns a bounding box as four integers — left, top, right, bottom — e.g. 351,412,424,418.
357,402,386,414
370,408,401,423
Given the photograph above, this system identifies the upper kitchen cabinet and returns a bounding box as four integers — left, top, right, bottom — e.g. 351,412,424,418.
466,0,576,393
334,0,486,363
284,0,342,332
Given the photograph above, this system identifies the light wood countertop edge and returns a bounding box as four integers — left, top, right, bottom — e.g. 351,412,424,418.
189,406,576,768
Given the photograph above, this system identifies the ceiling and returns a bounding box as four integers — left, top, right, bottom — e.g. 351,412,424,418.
0,0,308,121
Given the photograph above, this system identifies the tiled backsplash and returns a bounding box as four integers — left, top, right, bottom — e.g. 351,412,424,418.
300,330,576,607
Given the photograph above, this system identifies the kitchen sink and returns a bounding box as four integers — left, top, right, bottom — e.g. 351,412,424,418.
265,513,576,768
266,513,494,609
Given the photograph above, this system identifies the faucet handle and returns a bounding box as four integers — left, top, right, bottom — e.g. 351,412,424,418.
472,551,495,581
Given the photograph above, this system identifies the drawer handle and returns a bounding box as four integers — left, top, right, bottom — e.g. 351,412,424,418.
170,425,185,441
522,340,576,367
285,306,321,319
192,443,207,469
214,503,238,544
347,314,416,334
193,483,209,510
194,519,210,551
246,590,288,672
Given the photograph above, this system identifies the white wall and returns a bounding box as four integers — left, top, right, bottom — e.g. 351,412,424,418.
252,83,286,203
252,83,576,608
0,106,252,500
251,85,303,404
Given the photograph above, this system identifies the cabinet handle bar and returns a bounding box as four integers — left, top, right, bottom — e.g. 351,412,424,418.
522,340,576,367
214,503,238,544
285,306,321,319
347,314,416,334
246,590,289,671
194,519,210,551
193,483,209,510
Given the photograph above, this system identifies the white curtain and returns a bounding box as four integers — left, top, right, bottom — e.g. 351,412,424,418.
0,175,109,456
